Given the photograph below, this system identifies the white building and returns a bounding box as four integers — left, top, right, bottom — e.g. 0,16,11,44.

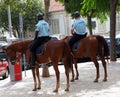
49,0,72,37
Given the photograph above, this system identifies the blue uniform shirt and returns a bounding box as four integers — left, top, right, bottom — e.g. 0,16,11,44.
72,18,86,35
35,20,50,37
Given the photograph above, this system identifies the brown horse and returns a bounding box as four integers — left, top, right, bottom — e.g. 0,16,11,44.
3,39,72,92
62,35,109,82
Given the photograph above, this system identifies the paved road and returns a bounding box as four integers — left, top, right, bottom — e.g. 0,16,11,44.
0,60,120,97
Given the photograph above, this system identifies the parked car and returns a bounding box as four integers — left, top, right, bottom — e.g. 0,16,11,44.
0,41,9,79
0,41,8,61
0,57,9,79
105,37,120,58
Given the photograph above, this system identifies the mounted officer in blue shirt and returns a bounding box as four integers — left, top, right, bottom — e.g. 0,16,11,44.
30,12,50,69
68,11,87,51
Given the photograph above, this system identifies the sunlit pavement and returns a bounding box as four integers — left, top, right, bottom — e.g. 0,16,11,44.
0,59,120,97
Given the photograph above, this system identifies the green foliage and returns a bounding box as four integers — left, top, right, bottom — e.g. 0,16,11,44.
0,0,44,34
64,0,82,15
81,0,110,23
57,0,117,23
56,0,114,34
0,2,8,29
117,0,120,11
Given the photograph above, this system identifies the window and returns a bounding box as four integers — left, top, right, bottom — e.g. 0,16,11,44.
98,21,106,33
50,19,59,34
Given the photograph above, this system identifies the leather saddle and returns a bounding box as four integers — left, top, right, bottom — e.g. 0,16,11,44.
36,37,58,55
72,40,81,51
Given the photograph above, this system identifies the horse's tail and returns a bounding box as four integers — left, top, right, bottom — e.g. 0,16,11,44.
95,35,109,62
62,41,72,71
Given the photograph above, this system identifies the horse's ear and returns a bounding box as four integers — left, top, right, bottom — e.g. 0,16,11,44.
2,46,8,52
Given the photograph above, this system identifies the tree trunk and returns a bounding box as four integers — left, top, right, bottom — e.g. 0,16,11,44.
42,0,50,77
42,64,50,77
110,0,118,61
44,0,50,22
87,15,93,35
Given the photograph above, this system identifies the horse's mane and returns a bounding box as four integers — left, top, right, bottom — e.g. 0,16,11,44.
7,40,33,52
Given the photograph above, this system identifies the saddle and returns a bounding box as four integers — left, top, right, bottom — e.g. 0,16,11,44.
36,37,58,55
72,33,87,51
72,40,81,51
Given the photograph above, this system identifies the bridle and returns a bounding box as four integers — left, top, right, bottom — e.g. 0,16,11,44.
7,49,17,65
9,59,16,65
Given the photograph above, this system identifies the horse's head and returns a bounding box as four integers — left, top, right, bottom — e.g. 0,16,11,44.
2,40,33,65
2,46,17,65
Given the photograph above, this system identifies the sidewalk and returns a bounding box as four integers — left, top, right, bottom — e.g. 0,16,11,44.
0,60,120,97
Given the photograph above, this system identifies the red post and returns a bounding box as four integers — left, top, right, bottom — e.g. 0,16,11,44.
9,53,22,81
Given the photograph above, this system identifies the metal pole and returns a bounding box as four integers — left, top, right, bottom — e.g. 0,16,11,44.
8,5,12,37
19,13,23,39
23,54,26,77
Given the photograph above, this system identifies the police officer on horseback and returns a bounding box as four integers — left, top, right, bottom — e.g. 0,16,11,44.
68,11,87,51
30,12,50,69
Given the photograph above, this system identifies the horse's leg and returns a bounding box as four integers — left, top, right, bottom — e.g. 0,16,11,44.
71,58,78,82
91,57,100,82
36,64,41,89
74,59,79,80
70,63,75,82
64,61,70,91
52,62,60,92
99,55,107,81
31,68,37,91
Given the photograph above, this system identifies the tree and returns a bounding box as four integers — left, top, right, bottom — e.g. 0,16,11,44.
42,0,50,77
44,0,50,21
87,0,119,61
81,0,109,35
110,0,118,61
80,0,120,61
0,0,44,37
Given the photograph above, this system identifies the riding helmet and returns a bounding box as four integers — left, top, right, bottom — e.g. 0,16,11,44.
73,11,80,18
36,12,44,20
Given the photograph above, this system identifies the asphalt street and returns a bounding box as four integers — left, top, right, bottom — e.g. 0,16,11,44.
0,59,120,97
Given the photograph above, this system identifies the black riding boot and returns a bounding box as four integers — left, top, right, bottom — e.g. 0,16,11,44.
30,52,36,69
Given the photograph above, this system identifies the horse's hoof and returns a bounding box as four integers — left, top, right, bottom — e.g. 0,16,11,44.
37,87,41,90
32,88,37,91
70,79,74,82
94,80,98,83
103,79,107,82
65,88,69,91
75,77,79,80
53,89,58,92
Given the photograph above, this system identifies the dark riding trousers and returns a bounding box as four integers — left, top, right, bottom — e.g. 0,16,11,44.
68,33,87,51
30,36,50,53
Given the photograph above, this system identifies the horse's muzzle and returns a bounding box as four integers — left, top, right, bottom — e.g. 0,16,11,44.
10,60,16,65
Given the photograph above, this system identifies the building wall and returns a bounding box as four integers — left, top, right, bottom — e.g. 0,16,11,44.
49,11,72,36
93,15,120,37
